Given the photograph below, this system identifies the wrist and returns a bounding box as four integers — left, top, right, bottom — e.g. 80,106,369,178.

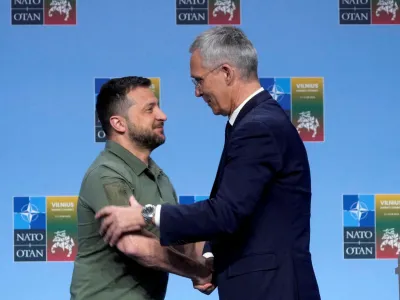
142,204,156,225
140,214,147,227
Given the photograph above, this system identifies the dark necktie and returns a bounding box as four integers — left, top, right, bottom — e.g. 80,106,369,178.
210,121,233,198
225,121,233,142
221,121,233,162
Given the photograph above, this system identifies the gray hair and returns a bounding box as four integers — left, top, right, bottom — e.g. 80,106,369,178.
189,26,258,80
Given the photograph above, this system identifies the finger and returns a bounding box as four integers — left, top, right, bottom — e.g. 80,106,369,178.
201,284,215,291
109,227,122,246
194,286,207,292
99,215,113,236
194,283,212,290
202,285,215,295
95,206,117,219
103,221,116,244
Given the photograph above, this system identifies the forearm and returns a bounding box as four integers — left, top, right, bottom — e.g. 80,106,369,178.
173,241,205,259
117,234,210,281
134,230,202,259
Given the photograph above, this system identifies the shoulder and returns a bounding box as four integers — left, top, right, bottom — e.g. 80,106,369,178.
229,120,280,159
249,98,291,128
84,152,134,182
232,104,278,142
79,155,132,193
238,99,300,143
230,99,305,160
78,161,135,206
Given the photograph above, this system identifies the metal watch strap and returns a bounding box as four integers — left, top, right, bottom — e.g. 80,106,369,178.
142,204,155,225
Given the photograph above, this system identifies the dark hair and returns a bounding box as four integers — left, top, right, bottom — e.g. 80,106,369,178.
96,76,152,136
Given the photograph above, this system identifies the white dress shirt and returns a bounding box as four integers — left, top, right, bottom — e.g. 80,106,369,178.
154,87,265,258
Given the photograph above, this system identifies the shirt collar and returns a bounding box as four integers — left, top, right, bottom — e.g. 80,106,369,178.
228,87,264,125
105,140,161,176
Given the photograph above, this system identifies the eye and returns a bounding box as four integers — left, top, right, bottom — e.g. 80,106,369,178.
192,77,202,85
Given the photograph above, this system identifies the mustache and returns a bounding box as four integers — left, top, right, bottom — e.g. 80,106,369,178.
153,122,164,129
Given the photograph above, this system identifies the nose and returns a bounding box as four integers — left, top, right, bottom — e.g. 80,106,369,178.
157,108,167,121
195,85,202,97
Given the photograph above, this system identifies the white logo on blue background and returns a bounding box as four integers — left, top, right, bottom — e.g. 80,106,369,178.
259,77,291,115
13,197,46,230
343,194,375,227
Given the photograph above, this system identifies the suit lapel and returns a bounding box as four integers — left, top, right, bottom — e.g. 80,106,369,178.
209,90,272,199
210,122,232,198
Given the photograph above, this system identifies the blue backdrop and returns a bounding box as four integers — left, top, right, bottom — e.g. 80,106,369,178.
2,0,400,299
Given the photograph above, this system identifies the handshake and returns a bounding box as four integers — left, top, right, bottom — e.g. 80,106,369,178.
95,195,217,295
191,255,216,295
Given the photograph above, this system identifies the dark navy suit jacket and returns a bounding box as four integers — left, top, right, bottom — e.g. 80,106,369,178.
159,90,321,300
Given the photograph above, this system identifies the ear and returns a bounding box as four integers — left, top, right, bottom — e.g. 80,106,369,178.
221,64,235,85
109,116,127,134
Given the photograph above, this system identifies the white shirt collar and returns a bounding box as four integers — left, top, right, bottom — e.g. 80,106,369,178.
228,87,264,125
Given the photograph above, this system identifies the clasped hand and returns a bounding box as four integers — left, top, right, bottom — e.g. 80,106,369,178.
96,196,217,295
192,257,216,295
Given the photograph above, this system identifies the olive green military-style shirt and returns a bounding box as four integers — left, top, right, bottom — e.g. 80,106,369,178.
70,140,178,300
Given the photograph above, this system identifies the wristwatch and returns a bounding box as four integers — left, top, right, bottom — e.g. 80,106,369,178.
142,204,156,225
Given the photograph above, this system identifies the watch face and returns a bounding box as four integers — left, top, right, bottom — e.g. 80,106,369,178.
143,205,155,215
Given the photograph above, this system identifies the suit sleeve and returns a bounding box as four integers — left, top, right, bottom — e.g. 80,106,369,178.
159,121,283,246
202,242,213,257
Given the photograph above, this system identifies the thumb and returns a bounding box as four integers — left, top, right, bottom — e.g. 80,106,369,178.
194,283,213,290
129,195,140,207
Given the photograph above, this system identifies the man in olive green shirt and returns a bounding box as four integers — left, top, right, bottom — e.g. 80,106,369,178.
70,76,212,300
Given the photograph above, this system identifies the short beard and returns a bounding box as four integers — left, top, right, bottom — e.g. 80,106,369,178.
127,122,165,151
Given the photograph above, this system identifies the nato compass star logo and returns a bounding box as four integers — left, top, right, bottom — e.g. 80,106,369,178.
20,203,40,224
268,81,286,102
349,201,369,225
14,197,46,230
343,194,375,228
259,77,291,117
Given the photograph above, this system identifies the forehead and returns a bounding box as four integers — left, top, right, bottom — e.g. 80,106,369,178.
190,50,207,77
127,87,158,105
